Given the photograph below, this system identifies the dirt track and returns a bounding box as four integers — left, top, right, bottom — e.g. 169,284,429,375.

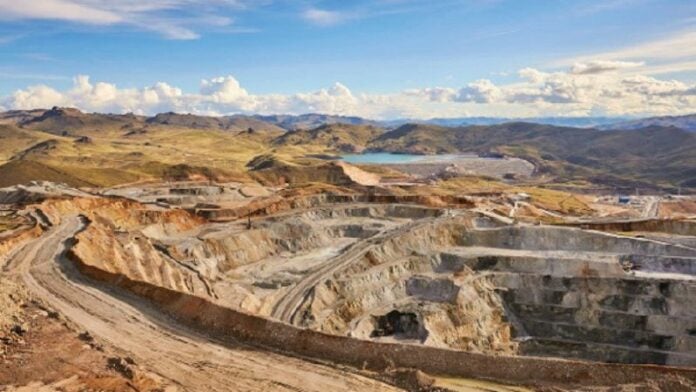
270,215,440,324
4,216,401,392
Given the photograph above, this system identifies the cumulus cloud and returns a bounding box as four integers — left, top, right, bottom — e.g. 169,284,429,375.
405,87,456,103
455,79,502,104
3,66,696,119
412,65,696,116
10,85,69,109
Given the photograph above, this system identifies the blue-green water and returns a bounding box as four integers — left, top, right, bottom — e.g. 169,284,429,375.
341,153,425,164
341,152,472,164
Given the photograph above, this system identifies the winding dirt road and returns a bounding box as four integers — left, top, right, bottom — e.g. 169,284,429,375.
270,215,441,324
3,216,401,392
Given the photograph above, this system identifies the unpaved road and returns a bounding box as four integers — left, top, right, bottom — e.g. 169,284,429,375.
643,196,661,219
4,216,401,392
271,216,439,324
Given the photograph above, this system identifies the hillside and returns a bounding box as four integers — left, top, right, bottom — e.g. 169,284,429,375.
149,112,285,135
0,109,694,190
382,116,623,128
254,113,379,130
370,122,696,188
19,107,144,136
8,108,284,137
601,114,696,132
273,123,383,152
0,109,289,187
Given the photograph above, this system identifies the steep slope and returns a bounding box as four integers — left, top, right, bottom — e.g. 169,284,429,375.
0,160,95,187
254,113,380,130
0,109,46,125
601,113,696,132
383,116,622,128
370,123,696,188
273,124,384,153
20,107,145,135
148,112,285,134
0,124,54,163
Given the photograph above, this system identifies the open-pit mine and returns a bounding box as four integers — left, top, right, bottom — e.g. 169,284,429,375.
1,107,696,391
2,179,696,391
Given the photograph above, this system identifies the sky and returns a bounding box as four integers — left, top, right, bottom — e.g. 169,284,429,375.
0,0,695,119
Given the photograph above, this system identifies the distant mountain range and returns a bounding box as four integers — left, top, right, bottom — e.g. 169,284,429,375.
4,107,695,133
251,114,627,130
380,116,627,129
1,107,695,190
598,114,696,132
254,114,696,131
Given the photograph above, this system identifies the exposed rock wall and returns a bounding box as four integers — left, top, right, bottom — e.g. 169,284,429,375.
566,219,696,236
0,224,42,263
195,193,473,220
66,248,696,389
459,226,695,257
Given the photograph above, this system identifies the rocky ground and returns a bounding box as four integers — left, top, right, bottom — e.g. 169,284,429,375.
0,277,173,391
1,181,695,391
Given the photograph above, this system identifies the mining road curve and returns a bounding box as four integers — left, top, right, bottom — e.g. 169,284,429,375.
3,215,401,392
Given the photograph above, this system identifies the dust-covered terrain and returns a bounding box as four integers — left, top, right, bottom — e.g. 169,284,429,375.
1,180,696,391
1,108,696,391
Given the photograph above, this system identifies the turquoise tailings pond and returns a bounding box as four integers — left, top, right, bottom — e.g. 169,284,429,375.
341,152,474,164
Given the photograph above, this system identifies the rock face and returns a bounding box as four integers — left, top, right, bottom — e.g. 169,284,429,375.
333,162,380,186
0,182,91,204
34,188,696,366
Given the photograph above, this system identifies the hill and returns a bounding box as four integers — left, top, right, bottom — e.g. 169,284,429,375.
19,107,145,136
370,123,696,188
8,108,284,137
0,109,694,190
253,113,379,130
149,112,285,134
382,116,623,128
272,124,383,152
601,114,696,132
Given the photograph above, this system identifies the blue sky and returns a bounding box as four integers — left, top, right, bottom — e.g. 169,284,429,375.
1,0,695,118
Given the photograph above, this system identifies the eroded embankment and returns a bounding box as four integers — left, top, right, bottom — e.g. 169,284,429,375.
64,195,696,367
444,225,696,365
66,247,696,389
564,219,696,236
38,196,203,232
194,193,474,221
68,202,456,315
0,225,42,262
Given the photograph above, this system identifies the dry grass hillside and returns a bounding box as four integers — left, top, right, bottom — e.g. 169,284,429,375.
0,109,293,187
1,108,694,191
272,123,383,152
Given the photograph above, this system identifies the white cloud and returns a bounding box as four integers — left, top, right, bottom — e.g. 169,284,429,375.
302,8,347,26
0,0,250,39
0,0,122,24
577,30,696,63
10,85,68,109
558,29,696,75
455,79,502,104
3,68,696,119
405,87,456,103
414,65,696,116
570,60,644,75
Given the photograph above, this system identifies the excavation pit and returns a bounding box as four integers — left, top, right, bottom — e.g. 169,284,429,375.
61,195,696,366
